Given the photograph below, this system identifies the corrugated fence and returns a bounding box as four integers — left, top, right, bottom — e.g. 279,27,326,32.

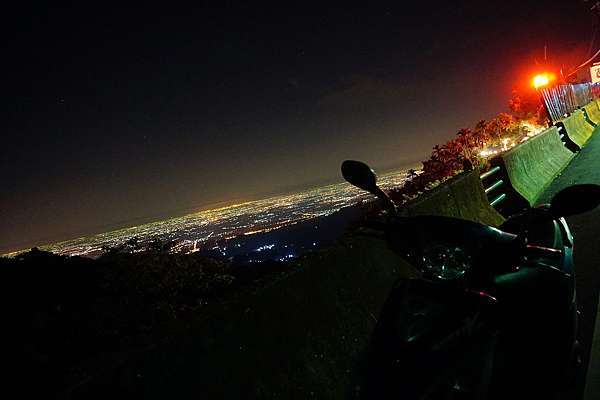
541,82,600,123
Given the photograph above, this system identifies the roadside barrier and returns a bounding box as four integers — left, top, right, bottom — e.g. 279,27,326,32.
583,101,600,125
402,169,505,227
562,109,595,149
553,122,579,153
490,126,574,206
480,161,529,217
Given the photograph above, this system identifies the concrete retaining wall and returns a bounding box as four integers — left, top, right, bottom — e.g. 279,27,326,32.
563,109,595,148
495,126,574,206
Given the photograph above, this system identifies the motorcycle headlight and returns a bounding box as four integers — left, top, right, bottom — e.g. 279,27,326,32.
422,245,471,280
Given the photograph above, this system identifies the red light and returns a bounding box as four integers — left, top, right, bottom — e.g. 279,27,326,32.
532,73,555,89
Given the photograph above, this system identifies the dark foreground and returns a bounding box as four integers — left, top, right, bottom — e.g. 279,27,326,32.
1,248,297,398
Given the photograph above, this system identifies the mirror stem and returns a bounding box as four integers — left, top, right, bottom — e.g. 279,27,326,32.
374,187,398,216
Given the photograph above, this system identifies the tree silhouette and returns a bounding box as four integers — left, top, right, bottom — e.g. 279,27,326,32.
390,98,544,205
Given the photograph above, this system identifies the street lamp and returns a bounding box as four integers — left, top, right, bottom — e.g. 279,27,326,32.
533,74,549,89
532,72,556,125
532,72,555,89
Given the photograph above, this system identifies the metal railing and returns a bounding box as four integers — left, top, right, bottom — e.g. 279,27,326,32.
556,124,567,144
480,166,506,209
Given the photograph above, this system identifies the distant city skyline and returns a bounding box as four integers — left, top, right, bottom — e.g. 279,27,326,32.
1,161,417,254
3,168,409,256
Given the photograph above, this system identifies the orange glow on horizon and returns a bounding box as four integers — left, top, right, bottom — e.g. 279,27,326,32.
532,72,555,89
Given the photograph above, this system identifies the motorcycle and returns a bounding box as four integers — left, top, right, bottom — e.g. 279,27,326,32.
340,160,600,399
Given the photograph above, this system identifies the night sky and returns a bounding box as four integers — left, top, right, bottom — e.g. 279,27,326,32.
2,2,595,252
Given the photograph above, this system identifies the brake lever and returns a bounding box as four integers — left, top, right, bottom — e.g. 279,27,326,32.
524,244,563,260
522,244,570,277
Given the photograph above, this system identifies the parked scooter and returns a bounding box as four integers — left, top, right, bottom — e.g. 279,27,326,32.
341,160,600,399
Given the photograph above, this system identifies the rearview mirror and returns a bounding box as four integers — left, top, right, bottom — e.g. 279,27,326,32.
550,184,600,217
341,160,398,215
341,160,380,195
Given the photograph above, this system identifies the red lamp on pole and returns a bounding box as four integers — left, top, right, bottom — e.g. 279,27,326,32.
532,72,556,124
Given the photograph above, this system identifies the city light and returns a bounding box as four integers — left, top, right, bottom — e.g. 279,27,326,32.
479,148,499,158
520,121,546,137
478,122,545,159
11,169,411,258
501,138,514,151
255,244,276,252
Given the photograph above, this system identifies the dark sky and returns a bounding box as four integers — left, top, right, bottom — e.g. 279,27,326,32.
1,1,595,252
